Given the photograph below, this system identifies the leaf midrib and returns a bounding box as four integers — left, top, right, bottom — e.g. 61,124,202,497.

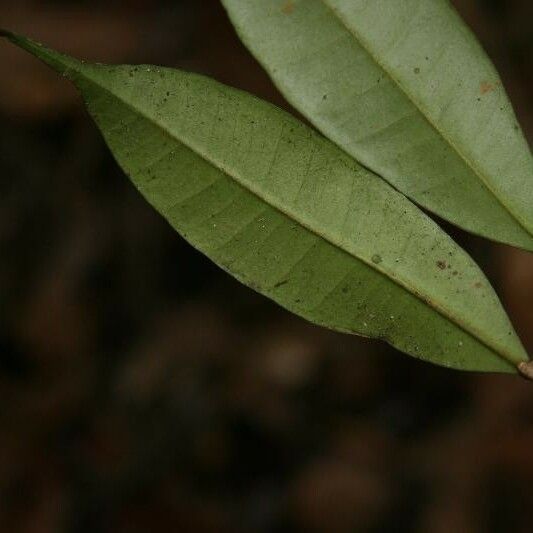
12,34,518,367
320,0,533,239
88,72,520,367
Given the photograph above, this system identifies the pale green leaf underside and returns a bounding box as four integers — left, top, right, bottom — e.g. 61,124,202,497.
222,0,533,251
2,32,529,374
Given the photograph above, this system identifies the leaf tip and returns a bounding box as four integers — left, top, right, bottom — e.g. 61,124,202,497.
0,29,31,50
0,28,14,39
517,360,533,381
0,30,79,78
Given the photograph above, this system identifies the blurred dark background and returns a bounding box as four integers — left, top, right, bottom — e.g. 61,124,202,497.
0,1,532,532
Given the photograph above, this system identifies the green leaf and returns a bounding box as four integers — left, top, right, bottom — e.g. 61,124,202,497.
222,0,533,251
1,30,529,374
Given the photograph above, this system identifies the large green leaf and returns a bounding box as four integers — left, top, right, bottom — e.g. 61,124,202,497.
1,31,529,375
222,0,533,251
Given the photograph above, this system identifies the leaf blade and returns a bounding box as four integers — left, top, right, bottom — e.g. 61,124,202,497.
221,0,533,251
2,32,528,373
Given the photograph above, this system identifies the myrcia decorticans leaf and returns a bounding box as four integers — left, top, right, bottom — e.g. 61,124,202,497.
1,30,531,377
222,0,533,251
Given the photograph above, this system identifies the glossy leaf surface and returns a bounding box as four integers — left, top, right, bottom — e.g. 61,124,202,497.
1,31,529,374
222,0,533,251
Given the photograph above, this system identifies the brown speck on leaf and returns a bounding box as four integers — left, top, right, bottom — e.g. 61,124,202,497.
436,260,447,270
281,0,294,14
479,81,495,95
474,282,482,289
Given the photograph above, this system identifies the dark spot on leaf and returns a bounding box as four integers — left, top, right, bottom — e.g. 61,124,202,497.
322,94,328,100
414,67,420,74
371,254,382,264
452,270,458,276
474,282,482,288
342,287,349,294
274,279,289,288
436,260,447,270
